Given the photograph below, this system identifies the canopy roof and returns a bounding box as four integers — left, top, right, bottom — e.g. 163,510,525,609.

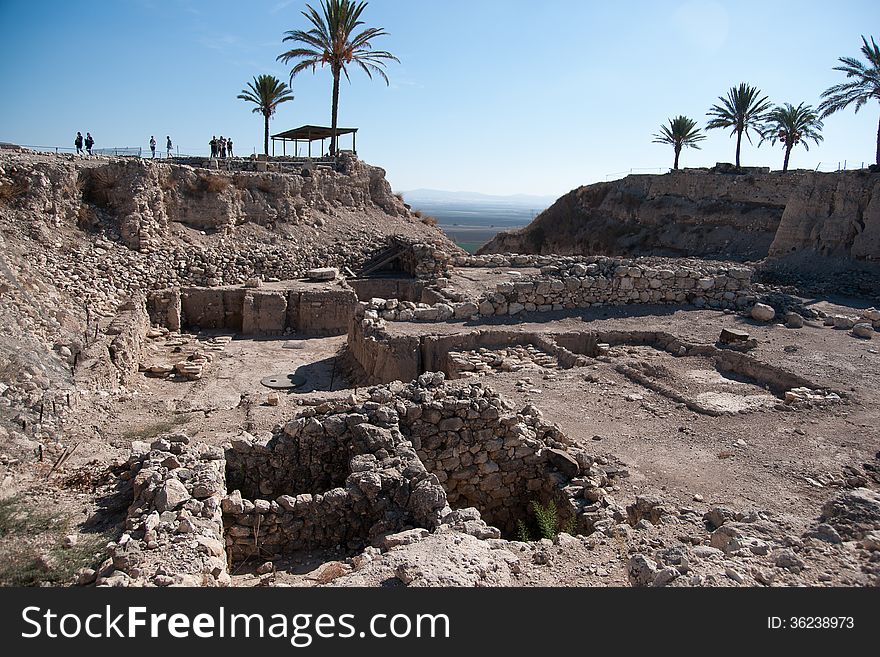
271,125,358,141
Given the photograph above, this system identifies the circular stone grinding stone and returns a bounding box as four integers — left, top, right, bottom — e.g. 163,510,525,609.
260,373,307,389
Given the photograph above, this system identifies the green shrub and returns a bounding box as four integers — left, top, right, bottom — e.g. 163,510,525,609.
516,500,577,541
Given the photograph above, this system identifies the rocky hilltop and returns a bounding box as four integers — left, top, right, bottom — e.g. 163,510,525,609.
480,168,880,267
0,149,458,457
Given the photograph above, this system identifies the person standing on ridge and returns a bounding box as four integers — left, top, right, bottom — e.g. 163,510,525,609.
166,136,173,159
227,137,233,157
149,136,156,159
74,132,83,155
210,135,217,158
84,132,94,155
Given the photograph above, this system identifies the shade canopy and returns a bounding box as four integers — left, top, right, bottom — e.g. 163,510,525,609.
271,125,358,141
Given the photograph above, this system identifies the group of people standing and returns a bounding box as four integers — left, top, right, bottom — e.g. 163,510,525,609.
74,131,94,155
209,135,233,158
149,136,174,159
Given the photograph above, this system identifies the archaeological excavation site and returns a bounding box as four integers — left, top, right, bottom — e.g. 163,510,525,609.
1,147,880,588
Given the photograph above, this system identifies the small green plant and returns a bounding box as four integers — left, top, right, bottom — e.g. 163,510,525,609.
516,519,531,542
531,500,558,540
516,500,577,541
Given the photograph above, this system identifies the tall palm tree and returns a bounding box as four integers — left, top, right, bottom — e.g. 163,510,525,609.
277,0,399,156
760,103,824,172
237,75,295,156
706,83,773,169
818,35,880,166
652,115,706,170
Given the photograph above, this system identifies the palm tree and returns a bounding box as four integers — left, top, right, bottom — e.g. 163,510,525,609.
706,83,773,169
237,75,295,156
277,0,399,156
652,115,706,170
818,35,880,166
760,103,824,172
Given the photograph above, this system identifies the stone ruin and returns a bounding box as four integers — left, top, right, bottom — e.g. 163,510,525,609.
93,374,626,586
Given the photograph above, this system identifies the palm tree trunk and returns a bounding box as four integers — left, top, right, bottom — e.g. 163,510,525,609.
330,66,340,157
735,129,742,169
783,145,791,172
876,114,880,166
264,113,270,156
673,146,681,170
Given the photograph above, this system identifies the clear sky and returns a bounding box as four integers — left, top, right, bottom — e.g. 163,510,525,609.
0,0,877,196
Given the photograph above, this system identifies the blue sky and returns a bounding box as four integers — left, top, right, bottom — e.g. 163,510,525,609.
0,0,877,196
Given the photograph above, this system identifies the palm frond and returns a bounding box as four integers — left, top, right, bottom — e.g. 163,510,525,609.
237,74,294,117
819,35,880,119
277,0,398,87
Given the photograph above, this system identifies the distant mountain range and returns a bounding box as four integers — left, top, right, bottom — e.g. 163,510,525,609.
401,189,557,207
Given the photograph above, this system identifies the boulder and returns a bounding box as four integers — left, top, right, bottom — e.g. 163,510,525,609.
750,303,775,322
852,323,874,339
154,479,190,512
307,267,338,281
719,328,749,344
784,312,804,329
546,448,580,478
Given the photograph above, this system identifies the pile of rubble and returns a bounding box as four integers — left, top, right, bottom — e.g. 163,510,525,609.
91,434,228,587
448,345,559,377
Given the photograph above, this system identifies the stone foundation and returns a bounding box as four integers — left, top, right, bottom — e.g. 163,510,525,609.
148,283,357,337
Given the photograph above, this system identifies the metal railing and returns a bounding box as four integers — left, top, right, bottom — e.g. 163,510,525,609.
603,160,871,180
813,161,869,172
604,167,667,181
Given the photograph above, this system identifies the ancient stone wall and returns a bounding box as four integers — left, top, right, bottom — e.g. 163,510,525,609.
396,380,588,535
97,435,229,587
346,316,422,385
75,295,150,390
393,238,453,279
149,285,357,336
476,258,754,315
223,409,448,560
358,256,755,322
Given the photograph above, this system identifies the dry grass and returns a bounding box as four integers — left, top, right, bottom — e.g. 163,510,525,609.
0,178,30,205
158,174,178,192
0,495,110,586
420,214,438,227
80,168,117,208
201,175,231,194
119,414,192,443
76,204,97,228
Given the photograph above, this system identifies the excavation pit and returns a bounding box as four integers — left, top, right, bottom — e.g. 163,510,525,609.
349,321,841,416
222,415,448,563
220,378,596,564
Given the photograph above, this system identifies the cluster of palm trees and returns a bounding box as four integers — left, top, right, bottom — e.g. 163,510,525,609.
237,0,398,156
654,35,880,172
